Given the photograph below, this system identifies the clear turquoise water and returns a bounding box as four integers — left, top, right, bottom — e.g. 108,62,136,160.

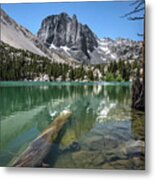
0,82,144,169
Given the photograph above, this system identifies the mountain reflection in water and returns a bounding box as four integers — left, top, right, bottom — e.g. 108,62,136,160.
0,82,144,169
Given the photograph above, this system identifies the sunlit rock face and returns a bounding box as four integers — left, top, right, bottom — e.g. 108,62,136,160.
37,13,98,63
37,13,142,64
0,9,46,56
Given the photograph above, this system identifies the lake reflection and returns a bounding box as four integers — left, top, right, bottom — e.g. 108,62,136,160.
0,82,144,169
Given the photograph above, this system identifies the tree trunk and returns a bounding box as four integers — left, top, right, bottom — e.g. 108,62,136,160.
11,110,72,167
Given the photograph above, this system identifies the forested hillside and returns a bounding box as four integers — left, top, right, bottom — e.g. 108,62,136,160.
0,41,142,82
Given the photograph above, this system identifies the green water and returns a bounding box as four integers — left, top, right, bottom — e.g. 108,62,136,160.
0,82,145,169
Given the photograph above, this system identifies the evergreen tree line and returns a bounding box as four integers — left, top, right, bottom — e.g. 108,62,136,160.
0,41,141,82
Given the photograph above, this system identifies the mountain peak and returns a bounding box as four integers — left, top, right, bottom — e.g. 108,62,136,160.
60,12,67,15
1,9,142,65
37,12,98,63
72,14,77,20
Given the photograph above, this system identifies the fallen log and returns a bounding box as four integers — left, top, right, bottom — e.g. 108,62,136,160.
11,110,72,167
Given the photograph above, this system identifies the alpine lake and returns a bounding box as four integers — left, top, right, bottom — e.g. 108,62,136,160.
0,81,145,169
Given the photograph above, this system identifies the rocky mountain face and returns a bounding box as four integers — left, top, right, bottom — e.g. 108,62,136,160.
1,9,142,65
92,38,143,64
0,9,46,57
37,12,142,64
0,9,79,65
37,13,98,63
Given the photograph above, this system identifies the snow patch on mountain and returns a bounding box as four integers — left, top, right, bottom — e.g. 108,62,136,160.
50,44,58,49
60,46,71,55
89,38,142,64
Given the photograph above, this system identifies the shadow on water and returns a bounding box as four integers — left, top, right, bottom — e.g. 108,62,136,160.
42,118,73,167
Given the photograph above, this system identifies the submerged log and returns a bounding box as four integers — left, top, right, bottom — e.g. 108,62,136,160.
12,110,72,167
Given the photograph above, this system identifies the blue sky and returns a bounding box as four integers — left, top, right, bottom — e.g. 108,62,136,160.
2,1,144,41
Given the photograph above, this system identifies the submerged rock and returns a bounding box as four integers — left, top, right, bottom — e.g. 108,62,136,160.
72,150,106,168
69,141,81,151
125,140,145,157
60,141,81,153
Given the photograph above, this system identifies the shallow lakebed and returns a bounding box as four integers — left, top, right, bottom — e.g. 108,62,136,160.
0,82,145,169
